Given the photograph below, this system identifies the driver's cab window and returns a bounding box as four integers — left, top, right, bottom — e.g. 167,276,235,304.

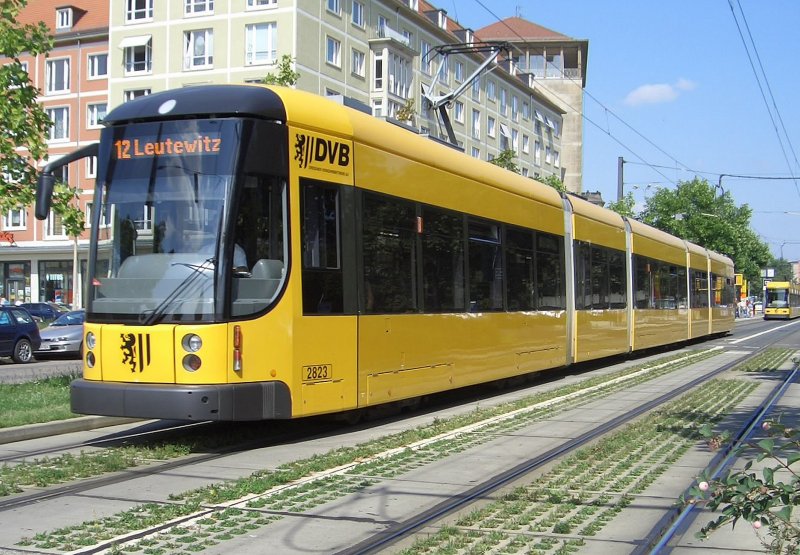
230,175,287,316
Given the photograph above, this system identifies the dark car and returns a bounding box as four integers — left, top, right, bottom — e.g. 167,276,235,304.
20,302,65,324
35,310,85,359
0,306,42,363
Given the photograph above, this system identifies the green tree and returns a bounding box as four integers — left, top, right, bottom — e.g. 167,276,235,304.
262,54,300,86
395,98,415,123
0,0,53,214
639,177,770,285
489,149,519,174
606,191,636,218
535,174,566,194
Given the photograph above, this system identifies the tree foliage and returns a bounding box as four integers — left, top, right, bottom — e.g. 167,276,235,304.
535,174,566,194
489,149,519,174
262,54,300,87
639,177,771,285
0,0,53,214
606,191,636,218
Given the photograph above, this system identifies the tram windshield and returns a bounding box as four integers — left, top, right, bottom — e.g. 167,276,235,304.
88,118,288,323
765,288,789,308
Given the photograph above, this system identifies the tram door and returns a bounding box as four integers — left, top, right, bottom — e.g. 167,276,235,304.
296,180,358,416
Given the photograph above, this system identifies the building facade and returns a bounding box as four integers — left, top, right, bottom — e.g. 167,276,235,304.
2,0,587,307
1,1,108,306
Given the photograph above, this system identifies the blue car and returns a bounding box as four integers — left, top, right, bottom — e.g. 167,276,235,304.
0,306,42,363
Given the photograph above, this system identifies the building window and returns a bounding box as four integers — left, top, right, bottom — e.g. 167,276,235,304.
471,147,480,158
471,109,480,139
545,146,552,165
124,88,150,102
245,22,276,65
123,37,152,74
388,53,410,98
86,156,97,179
554,150,560,167
351,49,365,77
487,116,496,138
486,79,495,101
535,141,541,165
512,129,519,152
326,0,340,15
86,202,110,228
512,96,518,121
352,1,364,27
56,8,73,29
185,0,213,15
326,36,341,67
500,89,507,115
46,212,66,238
3,208,26,230
87,53,108,78
247,0,276,7
420,41,432,75
522,101,530,120
499,124,510,150
471,78,480,101
125,0,153,22
522,134,529,154
45,58,69,94
454,100,464,123
184,29,213,69
87,103,107,128
455,61,464,82
373,52,383,90
46,107,69,141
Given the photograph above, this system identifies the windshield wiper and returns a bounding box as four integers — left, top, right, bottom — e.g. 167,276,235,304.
138,257,215,325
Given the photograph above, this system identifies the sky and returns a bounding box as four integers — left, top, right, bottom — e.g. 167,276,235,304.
451,0,800,262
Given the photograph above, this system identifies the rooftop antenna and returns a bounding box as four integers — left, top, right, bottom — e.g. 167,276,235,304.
515,5,523,18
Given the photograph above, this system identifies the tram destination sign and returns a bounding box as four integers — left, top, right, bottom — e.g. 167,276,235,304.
113,133,222,160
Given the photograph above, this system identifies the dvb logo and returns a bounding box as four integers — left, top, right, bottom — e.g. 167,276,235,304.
294,133,350,169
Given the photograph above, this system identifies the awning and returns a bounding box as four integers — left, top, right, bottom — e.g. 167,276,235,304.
118,35,151,49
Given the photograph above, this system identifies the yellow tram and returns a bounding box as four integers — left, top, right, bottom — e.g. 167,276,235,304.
35,86,735,421
764,281,800,320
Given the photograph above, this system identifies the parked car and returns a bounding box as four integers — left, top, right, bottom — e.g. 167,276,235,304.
0,306,42,363
35,310,85,359
20,302,67,324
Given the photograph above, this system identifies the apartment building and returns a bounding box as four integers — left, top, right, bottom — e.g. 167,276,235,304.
1,1,108,306
2,0,588,307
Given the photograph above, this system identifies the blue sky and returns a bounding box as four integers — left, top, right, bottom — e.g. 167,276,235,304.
452,1,800,262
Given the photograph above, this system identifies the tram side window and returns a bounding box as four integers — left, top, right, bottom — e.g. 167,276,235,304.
574,241,592,310
422,207,465,312
590,245,609,309
468,218,503,312
362,193,417,313
505,227,535,311
691,269,709,308
608,250,626,309
634,255,652,308
536,232,565,310
302,182,343,314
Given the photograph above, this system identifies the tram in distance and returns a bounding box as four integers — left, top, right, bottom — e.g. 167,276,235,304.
763,281,800,320
35,85,736,422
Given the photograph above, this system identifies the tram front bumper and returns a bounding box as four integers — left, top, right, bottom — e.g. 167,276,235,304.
70,379,292,421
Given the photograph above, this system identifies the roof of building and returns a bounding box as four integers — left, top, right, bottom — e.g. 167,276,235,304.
475,16,577,42
17,1,107,35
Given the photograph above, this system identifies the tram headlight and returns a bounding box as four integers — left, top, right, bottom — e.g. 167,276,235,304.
183,354,202,372
86,351,95,368
181,334,202,353
86,331,96,350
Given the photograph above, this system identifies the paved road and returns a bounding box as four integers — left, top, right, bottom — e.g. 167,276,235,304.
0,357,82,384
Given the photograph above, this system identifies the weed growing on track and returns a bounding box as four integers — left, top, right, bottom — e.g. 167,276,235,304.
733,347,794,373
0,373,77,428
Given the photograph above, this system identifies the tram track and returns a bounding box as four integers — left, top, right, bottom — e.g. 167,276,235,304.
338,343,790,555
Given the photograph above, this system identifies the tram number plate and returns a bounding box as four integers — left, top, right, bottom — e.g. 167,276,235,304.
303,364,333,382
